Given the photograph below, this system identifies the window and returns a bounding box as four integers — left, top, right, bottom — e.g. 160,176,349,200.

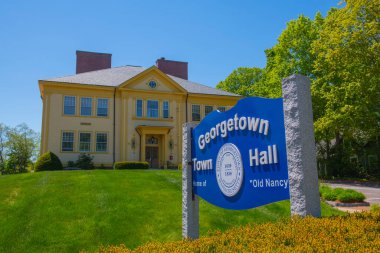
80,97,92,116
79,132,91,152
148,80,157,89
136,99,143,117
97,98,108,117
96,133,107,152
147,100,159,118
163,101,169,118
192,105,201,121
64,96,76,115
205,105,213,117
62,131,74,151
217,106,226,112
146,136,158,144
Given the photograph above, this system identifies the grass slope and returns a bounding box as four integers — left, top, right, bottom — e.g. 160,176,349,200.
0,170,342,253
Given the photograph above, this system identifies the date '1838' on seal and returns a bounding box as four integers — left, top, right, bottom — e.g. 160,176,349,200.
216,143,243,197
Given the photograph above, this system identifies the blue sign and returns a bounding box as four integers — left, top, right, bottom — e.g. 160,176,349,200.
191,97,290,210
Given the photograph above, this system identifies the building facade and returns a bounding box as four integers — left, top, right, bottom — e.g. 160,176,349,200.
38,51,241,168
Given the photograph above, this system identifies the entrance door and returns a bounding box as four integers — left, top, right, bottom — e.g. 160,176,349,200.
145,147,159,168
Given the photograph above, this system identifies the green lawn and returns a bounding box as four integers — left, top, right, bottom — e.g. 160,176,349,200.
0,170,342,253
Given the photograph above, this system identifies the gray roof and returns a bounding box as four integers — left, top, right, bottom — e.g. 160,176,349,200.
43,65,240,97
46,66,145,87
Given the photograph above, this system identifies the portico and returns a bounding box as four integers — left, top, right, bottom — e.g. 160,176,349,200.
136,126,172,168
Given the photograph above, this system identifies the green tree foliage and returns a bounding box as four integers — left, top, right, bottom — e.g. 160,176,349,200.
261,13,324,98
312,0,380,141
217,0,379,178
0,123,8,171
216,67,263,97
35,151,63,171
0,123,39,174
217,14,323,98
312,0,380,178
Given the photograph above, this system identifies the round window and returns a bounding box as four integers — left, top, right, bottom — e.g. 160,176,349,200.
148,80,157,89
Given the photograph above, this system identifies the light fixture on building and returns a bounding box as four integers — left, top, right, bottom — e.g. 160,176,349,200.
169,139,173,150
131,137,136,150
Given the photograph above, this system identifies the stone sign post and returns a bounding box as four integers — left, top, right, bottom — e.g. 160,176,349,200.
282,74,321,217
182,122,199,239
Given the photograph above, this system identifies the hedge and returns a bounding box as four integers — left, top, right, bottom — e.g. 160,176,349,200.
35,151,63,171
320,184,365,203
93,211,380,253
114,161,149,170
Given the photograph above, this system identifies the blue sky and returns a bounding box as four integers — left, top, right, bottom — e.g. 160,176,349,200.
0,0,339,133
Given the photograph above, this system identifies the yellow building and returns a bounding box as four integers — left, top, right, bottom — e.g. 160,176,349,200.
38,51,241,168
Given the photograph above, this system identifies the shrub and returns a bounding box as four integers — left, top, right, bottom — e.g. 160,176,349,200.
370,204,380,212
75,153,94,170
67,161,75,167
35,151,63,171
92,211,380,253
320,184,365,202
337,189,365,203
319,185,335,200
323,191,338,201
114,161,149,170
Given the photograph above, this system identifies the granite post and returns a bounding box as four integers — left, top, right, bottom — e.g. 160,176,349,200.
182,122,199,239
282,74,321,217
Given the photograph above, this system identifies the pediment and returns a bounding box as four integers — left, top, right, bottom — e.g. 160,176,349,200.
119,66,187,94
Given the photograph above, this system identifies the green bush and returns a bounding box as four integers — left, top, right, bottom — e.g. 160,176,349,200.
323,191,338,201
75,153,94,170
337,189,365,203
370,204,380,212
35,152,63,172
320,185,335,200
67,161,75,167
320,184,365,202
114,161,149,170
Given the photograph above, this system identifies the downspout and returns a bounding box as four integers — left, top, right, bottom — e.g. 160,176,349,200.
113,88,116,167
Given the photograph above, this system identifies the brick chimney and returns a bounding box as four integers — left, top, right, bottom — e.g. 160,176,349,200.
156,58,188,80
76,50,112,74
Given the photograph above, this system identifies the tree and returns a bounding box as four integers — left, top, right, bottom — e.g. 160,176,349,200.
261,13,324,98
0,123,8,172
216,67,263,97
4,123,40,173
312,0,380,177
217,0,379,178
217,13,324,98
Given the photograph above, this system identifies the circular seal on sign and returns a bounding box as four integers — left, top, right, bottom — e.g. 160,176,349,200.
216,143,243,197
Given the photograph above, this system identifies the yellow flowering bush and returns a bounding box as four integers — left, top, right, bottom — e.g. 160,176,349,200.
94,211,380,253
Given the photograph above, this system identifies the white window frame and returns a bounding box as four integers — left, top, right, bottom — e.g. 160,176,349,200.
63,96,76,115
80,97,92,116
163,101,169,119
217,106,226,112
97,98,108,117
205,105,213,117
79,132,92,152
62,131,74,152
192,104,201,121
136,99,143,118
96,133,108,152
147,100,159,118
